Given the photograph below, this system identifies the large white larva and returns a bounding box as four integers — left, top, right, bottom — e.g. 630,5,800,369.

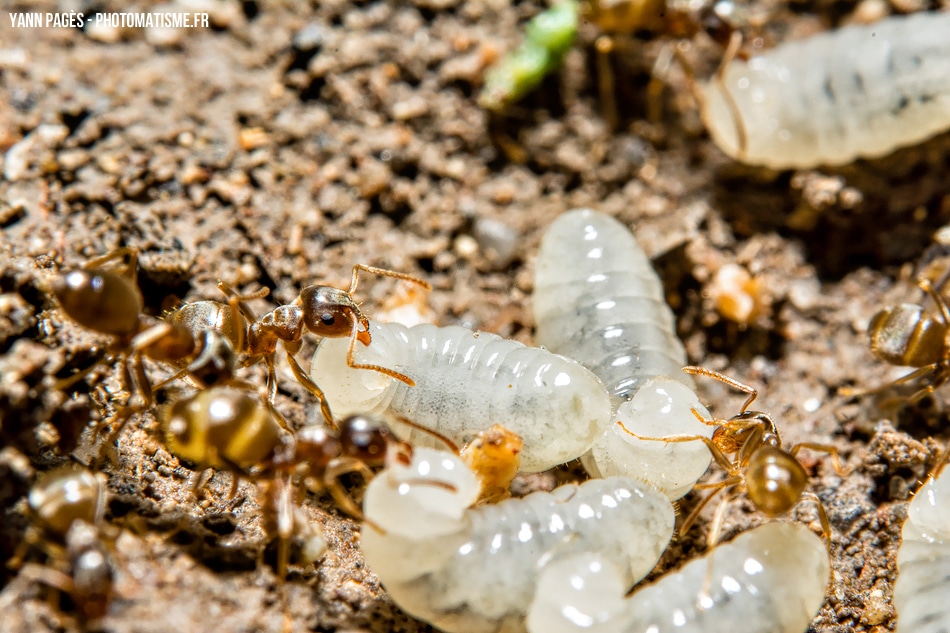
894,459,950,633
533,209,713,500
527,522,830,633
308,320,611,472
702,11,950,169
361,447,675,633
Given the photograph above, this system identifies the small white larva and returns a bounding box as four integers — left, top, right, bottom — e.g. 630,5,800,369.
527,522,830,633
894,460,950,633
533,209,713,499
702,11,950,169
361,447,675,633
309,320,611,472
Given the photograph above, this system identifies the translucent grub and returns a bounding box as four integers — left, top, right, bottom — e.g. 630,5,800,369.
527,522,830,633
361,447,675,633
309,320,611,472
702,11,950,169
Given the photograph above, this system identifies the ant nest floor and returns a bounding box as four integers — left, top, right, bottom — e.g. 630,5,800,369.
2,1,950,632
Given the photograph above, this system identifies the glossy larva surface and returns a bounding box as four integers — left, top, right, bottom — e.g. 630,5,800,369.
361,448,675,633
534,210,712,498
534,209,691,404
702,11,950,169
527,522,829,633
585,376,714,499
309,320,611,472
895,464,950,633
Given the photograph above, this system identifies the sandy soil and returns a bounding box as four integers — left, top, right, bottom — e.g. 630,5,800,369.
1,0,950,632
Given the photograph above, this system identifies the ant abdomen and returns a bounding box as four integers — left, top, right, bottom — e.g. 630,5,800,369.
869,304,947,368
53,269,143,337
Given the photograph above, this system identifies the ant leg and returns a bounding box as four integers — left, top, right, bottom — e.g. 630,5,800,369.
838,363,941,399
52,351,108,391
81,246,138,277
799,491,832,548
345,319,416,386
594,35,619,131
96,354,153,465
190,468,214,500
349,264,431,295
646,41,675,125
284,351,336,429
616,422,735,473
678,477,740,537
789,442,850,476
683,366,759,413
388,415,460,454
920,278,950,325
712,29,747,158
698,488,742,604
323,457,376,521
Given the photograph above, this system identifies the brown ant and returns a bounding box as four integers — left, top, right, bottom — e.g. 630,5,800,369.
51,248,269,451
620,366,847,549
239,264,431,427
5,467,115,624
841,278,950,405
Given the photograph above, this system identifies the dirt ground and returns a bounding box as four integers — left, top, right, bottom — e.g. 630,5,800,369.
1,0,950,631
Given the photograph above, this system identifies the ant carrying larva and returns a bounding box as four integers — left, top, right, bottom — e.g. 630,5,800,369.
534,209,714,500
309,319,611,472
621,367,847,549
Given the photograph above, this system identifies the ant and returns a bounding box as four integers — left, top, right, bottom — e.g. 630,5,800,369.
51,248,269,452
5,467,115,624
619,366,847,550
841,277,950,405
239,264,431,428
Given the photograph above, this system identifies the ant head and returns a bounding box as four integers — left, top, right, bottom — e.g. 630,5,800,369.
712,411,777,455
294,425,344,471
746,444,807,517
53,269,143,336
339,415,396,467
297,285,366,340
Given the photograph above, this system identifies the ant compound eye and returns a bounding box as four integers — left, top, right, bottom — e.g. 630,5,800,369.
321,313,335,326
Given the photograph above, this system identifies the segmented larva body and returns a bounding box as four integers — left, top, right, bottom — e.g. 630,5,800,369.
702,11,950,169
533,209,712,499
534,209,690,403
527,522,830,633
895,464,950,633
309,320,611,472
361,447,675,633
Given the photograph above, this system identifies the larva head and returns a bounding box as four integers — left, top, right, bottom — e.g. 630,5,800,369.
363,447,479,539
297,285,369,344
746,444,807,516
53,269,143,337
868,303,946,367
29,467,107,538
163,387,284,471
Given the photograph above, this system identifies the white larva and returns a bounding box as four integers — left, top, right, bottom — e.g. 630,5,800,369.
361,447,675,633
894,460,950,633
533,209,713,499
534,209,691,404
702,11,950,169
527,522,830,633
308,320,611,472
